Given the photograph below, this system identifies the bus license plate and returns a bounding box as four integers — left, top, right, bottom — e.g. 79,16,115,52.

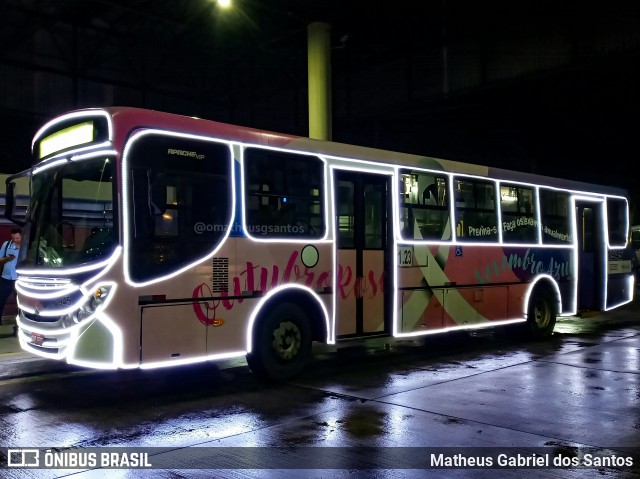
31,332,45,346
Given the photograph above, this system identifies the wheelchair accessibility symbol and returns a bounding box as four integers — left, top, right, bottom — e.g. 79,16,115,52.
455,246,463,257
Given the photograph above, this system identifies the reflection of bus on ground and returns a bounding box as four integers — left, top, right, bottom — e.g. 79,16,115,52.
5,107,635,380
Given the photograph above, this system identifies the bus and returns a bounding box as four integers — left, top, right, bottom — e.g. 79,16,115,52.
4,107,635,380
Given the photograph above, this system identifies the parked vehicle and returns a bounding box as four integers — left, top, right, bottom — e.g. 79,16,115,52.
4,107,636,379
632,225,640,283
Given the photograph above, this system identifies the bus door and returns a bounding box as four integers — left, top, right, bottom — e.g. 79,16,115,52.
575,200,605,311
334,171,392,337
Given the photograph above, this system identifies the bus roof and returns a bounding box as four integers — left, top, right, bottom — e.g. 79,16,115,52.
45,107,628,197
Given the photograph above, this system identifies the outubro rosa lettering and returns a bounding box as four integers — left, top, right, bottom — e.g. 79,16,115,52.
192,250,384,325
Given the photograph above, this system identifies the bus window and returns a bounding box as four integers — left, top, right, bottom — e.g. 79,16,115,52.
500,184,538,243
127,134,232,282
454,178,498,242
244,148,324,239
26,157,117,268
364,182,384,248
399,170,450,241
539,189,572,245
606,197,627,247
336,180,355,247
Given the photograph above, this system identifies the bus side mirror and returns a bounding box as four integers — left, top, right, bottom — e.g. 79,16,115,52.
147,170,167,216
4,172,29,226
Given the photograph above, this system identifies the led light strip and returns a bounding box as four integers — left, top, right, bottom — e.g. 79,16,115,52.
604,196,630,249
523,274,563,317
65,312,124,369
32,149,116,178
16,282,118,334
17,277,70,284
391,169,573,335
17,109,634,370
239,144,332,243
17,249,122,317
15,282,78,299
18,330,70,361
18,247,121,278
604,275,634,311
396,317,527,338
69,149,117,163
15,283,71,291
138,351,247,370
246,283,332,352
571,195,605,311
19,310,124,369
328,164,395,342
131,284,332,370
32,158,69,175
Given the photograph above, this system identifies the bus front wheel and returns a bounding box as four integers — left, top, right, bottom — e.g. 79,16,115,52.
246,303,312,381
526,287,557,339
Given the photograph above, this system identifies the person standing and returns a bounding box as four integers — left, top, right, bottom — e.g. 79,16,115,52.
0,228,21,337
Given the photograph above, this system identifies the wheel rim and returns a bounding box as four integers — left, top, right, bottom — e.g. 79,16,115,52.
271,320,301,361
533,299,551,329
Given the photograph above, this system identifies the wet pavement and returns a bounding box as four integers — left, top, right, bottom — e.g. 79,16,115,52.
0,299,639,478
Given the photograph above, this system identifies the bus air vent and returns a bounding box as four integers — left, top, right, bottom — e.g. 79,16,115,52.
212,257,229,293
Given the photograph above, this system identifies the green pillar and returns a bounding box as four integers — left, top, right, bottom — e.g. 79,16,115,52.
307,22,332,141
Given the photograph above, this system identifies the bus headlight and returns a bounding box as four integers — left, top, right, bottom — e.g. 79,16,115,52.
65,284,113,325
88,286,110,310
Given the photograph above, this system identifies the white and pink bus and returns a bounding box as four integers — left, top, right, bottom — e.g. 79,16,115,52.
4,107,635,379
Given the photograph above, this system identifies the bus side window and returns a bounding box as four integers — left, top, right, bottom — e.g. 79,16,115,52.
454,178,498,242
127,134,233,283
244,147,325,239
540,189,572,244
399,170,450,241
500,184,538,244
606,197,628,247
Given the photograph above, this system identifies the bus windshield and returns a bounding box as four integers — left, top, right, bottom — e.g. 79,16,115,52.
26,156,117,268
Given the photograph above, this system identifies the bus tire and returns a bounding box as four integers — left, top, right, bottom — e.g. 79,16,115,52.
526,286,557,339
246,303,312,381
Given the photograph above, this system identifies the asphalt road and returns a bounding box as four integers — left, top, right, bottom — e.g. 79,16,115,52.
0,299,639,478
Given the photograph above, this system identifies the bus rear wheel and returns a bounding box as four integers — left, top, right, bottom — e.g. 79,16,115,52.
246,303,312,381
526,287,557,339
